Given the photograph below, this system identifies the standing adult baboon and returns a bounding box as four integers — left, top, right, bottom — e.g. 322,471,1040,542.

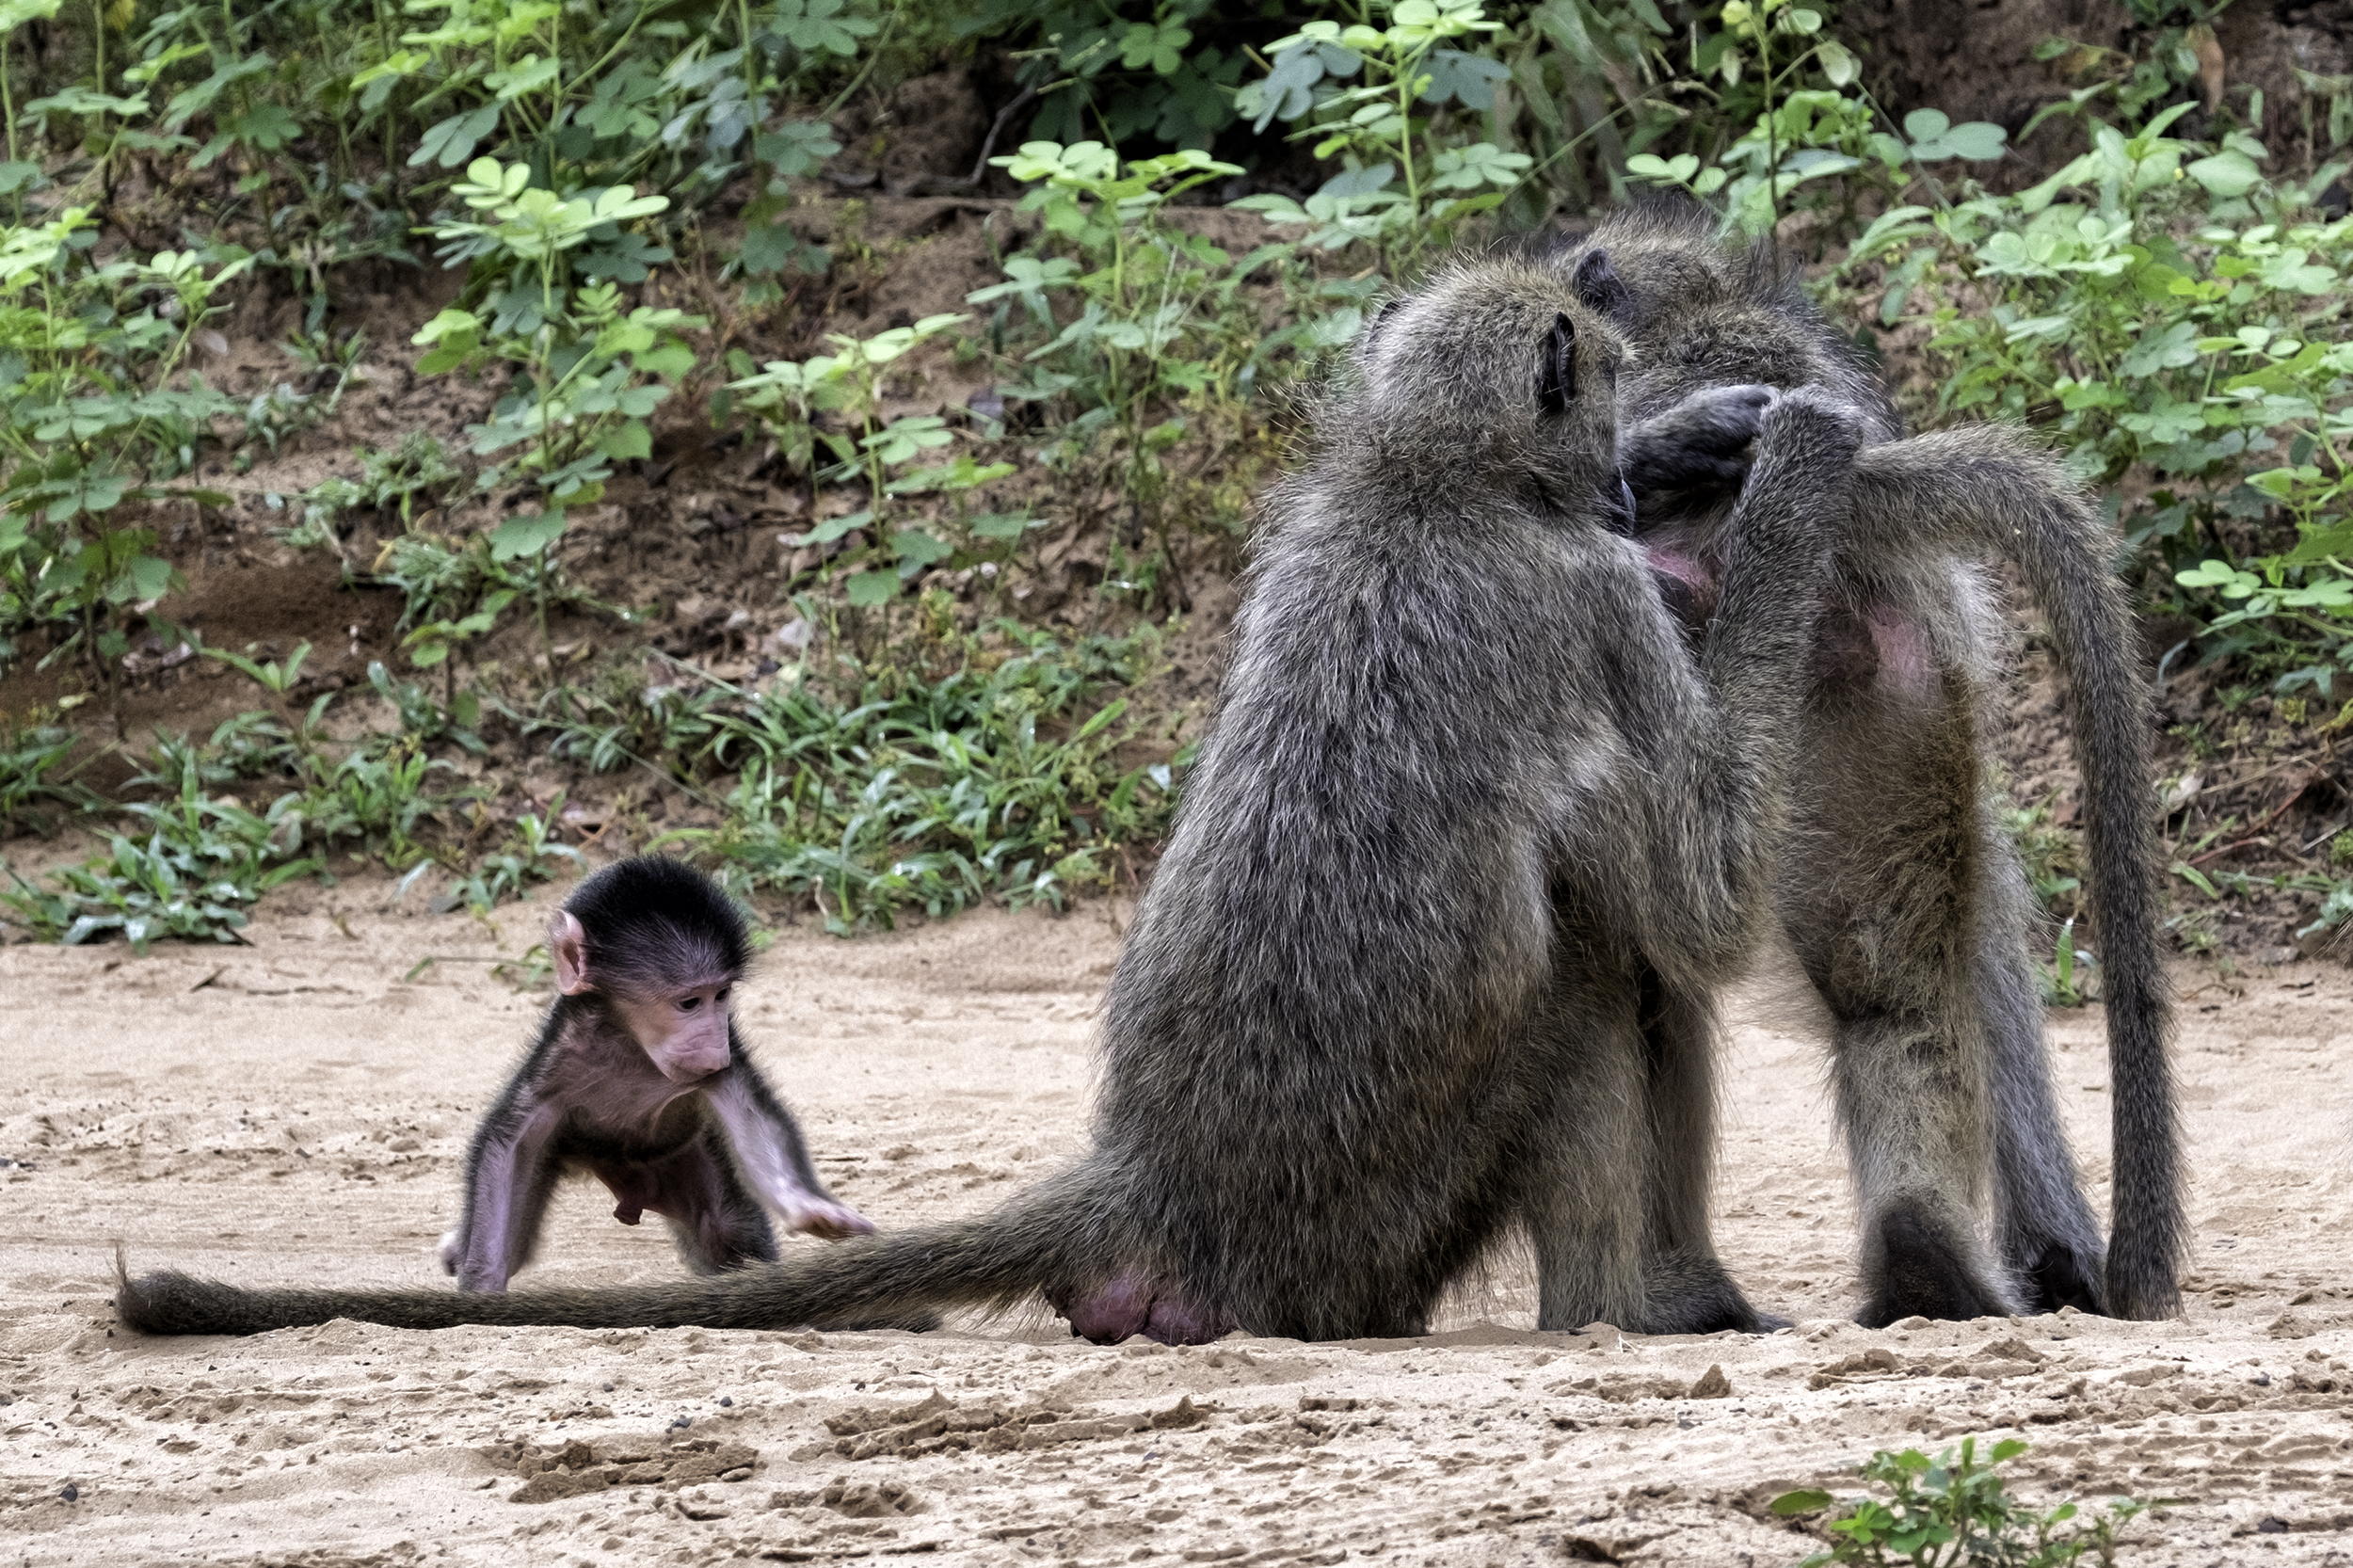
1545,202,2181,1325
119,253,1861,1343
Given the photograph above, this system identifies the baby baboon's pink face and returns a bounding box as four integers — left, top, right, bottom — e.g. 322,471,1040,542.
610,980,734,1082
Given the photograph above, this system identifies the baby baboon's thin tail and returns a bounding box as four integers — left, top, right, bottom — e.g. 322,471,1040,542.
115,1182,1102,1336
1853,431,2184,1320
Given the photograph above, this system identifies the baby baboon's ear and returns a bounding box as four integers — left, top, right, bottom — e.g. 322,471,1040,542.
1536,312,1577,415
1364,297,1405,345
1573,248,1630,320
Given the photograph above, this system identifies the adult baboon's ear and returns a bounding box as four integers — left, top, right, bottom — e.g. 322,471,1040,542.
1535,312,1577,415
1573,248,1630,319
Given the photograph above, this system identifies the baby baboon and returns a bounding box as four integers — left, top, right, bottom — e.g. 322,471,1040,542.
118,255,1859,1344
1546,202,2180,1324
438,856,874,1294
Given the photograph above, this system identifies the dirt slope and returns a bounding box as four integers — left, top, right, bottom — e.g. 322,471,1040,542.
2,890,2349,1565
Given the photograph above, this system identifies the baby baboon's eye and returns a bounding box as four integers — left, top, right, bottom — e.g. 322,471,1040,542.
1535,312,1577,415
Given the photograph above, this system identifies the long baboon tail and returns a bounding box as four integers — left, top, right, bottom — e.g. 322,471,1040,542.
116,1176,1108,1336
1854,430,2184,1320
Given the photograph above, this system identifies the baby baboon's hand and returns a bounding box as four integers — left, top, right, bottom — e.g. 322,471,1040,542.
781,1195,879,1241
1620,383,1774,498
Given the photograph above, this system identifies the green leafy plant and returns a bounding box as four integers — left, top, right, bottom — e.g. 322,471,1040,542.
0,746,319,951
437,797,584,913
506,655,734,776
1235,0,1529,267
0,710,98,834
1849,105,2353,695
0,210,247,704
647,624,1183,932
299,744,466,870
411,157,699,654
367,658,487,754
1625,2,2007,241
2028,4,2233,138
288,433,464,568
960,0,1251,154
1772,1437,2161,1567
0,0,67,216
728,311,982,608
369,523,627,704
962,139,1314,605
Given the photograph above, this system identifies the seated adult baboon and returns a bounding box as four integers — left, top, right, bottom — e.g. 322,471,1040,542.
1545,201,2181,1325
119,253,1860,1343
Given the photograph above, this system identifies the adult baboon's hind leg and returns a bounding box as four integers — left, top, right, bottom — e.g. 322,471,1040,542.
1781,664,2026,1326
1638,972,1778,1332
1977,826,2108,1313
1521,968,1651,1334
1522,965,1769,1334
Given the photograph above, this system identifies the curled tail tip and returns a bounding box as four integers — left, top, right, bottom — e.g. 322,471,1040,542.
113,1263,186,1336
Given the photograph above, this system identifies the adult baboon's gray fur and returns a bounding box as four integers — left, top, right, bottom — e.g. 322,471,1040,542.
118,252,1860,1344
1544,201,2182,1325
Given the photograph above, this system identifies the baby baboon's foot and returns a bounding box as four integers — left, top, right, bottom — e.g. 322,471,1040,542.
1857,1202,2020,1327
1621,383,1775,499
1054,1274,1236,1346
2011,1236,2106,1316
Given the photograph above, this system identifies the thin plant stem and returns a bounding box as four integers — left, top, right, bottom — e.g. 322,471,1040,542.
823,0,902,119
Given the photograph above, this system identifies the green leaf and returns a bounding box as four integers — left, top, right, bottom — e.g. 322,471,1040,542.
125,553,175,601
1945,121,2008,160
1902,108,1950,143
891,528,954,568
2120,320,2201,377
2185,152,2262,198
970,512,1035,541
755,120,841,179
488,510,567,561
793,510,872,547
844,569,898,606
1418,50,1510,109
597,422,653,462
1770,1490,1834,1516
410,106,500,169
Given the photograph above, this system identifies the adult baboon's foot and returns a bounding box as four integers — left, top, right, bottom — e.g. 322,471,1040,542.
1053,1274,1236,1346
2010,1235,2106,1316
1641,1248,1782,1334
1856,1202,2018,1327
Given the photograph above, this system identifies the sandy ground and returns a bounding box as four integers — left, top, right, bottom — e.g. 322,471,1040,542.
3,887,2350,1566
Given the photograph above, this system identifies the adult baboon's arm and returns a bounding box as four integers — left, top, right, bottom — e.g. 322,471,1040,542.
1606,391,1854,982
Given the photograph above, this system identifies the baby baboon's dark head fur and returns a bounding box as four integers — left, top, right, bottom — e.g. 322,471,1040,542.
563,856,749,999
1543,200,1898,439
